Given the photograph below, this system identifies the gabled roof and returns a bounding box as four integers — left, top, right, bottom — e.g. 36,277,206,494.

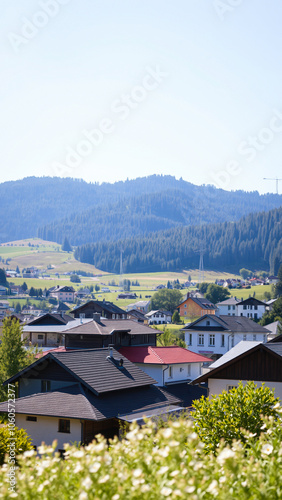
5,348,156,395
145,310,172,317
127,309,146,321
192,342,282,385
216,297,240,306
51,286,75,293
178,296,217,310
70,300,126,316
208,341,262,369
63,319,158,336
119,346,210,365
26,313,74,326
0,384,180,422
182,314,270,333
23,318,93,334
237,297,266,306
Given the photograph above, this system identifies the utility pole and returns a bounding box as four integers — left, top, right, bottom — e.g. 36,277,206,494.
263,177,282,194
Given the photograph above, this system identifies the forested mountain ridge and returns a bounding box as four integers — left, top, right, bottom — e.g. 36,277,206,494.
1,175,281,244
74,206,282,274
38,183,282,246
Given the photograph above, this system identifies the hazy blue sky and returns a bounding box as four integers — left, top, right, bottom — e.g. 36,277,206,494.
1,0,282,193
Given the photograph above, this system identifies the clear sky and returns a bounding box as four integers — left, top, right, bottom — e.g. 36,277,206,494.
1,0,282,193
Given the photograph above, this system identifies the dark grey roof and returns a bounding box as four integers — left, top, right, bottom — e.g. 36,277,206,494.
71,300,126,316
27,313,74,326
0,384,180,421
127,309,146,321
5,348,157,395
63,319,158,336
264,342,282,357
237,297,266,306
182,314,269,333
163,382,208,408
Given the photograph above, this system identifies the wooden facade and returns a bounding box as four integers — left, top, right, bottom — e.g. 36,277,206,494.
82,418,119,444
65,332,157,349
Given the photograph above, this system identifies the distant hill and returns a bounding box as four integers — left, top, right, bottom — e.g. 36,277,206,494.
1,175,281,245
74,206,282,274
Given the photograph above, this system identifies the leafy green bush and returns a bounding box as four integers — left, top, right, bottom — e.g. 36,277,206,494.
192,381,280,453
2,413,282,499
0,425,33,465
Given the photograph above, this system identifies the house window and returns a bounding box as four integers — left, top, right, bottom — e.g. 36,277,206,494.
253,334,256,341
41,380,51,392
184,311,187,315
58,419,70,433
112,314,115,319
228,305,231,311
243,305,247,310
38,335,44,340
206,320,210,326
254,305,258,310
198,334,204,346
184,304,187,308
209,334,215,346
254,313,257,319
187,364,191,377
232,305,235,310
168,366,173,378
230,335,234,348
187,333,192,346
221,335,225,347
263,335,266,342
243,334,247,341
26,416,37,422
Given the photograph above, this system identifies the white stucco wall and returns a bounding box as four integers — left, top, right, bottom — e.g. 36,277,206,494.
237,304,265,319
208,378,282,400
16,414,82,449
185,331,267,357
135,362,203,386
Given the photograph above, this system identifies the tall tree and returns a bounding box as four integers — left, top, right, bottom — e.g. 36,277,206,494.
150,289,183,313
0,269,8,288
276,264,282,297
0,319,28,401
61,236,72,252
205,284,231,304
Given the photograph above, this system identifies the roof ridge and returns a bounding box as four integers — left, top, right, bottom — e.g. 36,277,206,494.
149,346,165,364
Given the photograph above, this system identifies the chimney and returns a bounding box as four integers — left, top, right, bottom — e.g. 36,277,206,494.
93,312,101,323
108,344,114,358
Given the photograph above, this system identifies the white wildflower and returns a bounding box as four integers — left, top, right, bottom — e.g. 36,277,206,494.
37,484,44,492
170,470,179,477
273,402,280,409
74,463,83,474
82,476,92,490
160,486,172,497
133,468,142,477
217,448,235,465
141,484,150,492
207,480,218,495
99,474,110,483
79,492,87,500
162,428,172,438
112,495,120,500
23,449,35,458
89,462,101,473
169,440,179,447
185,486,195,493
157,466,169,475
73,450,84,458
261,443,273,455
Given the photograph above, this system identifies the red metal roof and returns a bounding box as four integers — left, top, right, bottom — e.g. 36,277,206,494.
119,346,210,365
35,346,67,358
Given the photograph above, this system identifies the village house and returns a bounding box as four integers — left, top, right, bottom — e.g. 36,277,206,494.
127,300,151,314
145,310,172,325
182,314,269,359
63,315,158,349
70,300,127,320
118,346,210,385
236,297,266,320
177,293,217,318
127,309,146,323
216,297,240,316
192,341,282,399
0,347,181,449
49,286,75,303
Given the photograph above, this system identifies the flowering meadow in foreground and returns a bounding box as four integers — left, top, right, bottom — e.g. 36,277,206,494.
1,414,282,500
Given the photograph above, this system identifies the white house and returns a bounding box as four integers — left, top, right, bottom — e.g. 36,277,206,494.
236,297,266,320
192,341,282,399
119,346,211,385
127,301,151,314
145,310,172,325
216,297,240,316
182,314,269,359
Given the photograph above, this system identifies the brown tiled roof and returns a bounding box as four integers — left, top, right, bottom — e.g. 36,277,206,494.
63,319,158,336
